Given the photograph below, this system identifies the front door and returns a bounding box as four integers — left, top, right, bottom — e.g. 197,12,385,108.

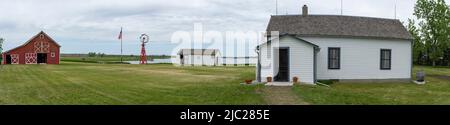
37,53,47,64
275,48,289,82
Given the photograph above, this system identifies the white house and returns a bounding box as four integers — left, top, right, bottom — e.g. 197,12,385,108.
177,49,221,66
256,5,413,84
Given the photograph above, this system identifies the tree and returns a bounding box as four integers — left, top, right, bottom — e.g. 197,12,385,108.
0,38,3,52
99,53,106,58
88,52,96,57
407,19,424,65
413,0,450,66
0,38,3,64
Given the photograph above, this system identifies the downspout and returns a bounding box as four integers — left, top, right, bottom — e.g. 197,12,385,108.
314,46,320,84
256,46,261,82
411,39,413,80
314,47,317,83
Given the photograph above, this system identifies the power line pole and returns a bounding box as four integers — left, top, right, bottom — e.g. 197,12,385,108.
341,0,343,15
394,0,397,19
276,0,278,15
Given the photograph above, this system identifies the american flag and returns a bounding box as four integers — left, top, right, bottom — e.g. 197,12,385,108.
118,27,123,40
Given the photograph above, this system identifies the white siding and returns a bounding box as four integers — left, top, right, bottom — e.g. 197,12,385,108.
176,54,221,66
222,57,257,65
259,43,272,81
300,37,412,80
258,36,315,83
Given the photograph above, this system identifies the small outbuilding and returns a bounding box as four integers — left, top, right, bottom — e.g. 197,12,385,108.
177,49,221,66
2,31,61,64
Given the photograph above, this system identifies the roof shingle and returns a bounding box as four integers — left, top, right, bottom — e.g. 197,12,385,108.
267,15,412,40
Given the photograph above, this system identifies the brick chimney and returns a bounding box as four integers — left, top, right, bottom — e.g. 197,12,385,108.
302,5,308,16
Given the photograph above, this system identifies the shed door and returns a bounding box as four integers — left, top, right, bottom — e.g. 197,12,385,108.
275,48,289,82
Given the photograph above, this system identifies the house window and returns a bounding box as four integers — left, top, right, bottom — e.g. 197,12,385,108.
380,49,391,70
328,47,340,69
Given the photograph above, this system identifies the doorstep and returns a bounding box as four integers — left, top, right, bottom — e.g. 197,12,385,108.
265,82,294,86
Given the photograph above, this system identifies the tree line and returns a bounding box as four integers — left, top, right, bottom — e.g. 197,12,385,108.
407,0,450,66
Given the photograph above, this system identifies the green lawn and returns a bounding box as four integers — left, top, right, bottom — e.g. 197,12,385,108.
0,62,450,105
0,62,263,104
293,66,450,105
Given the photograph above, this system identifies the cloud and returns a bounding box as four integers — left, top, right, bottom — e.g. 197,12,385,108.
0,0,448,56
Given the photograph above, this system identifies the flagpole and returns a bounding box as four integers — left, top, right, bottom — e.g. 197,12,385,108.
120,27,123,63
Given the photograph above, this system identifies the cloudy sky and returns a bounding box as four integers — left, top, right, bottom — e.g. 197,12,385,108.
0,0,447,56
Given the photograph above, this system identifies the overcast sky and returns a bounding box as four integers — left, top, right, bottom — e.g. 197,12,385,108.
0,0,448,56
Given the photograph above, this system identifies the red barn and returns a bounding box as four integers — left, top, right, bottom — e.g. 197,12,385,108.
2,31,61,64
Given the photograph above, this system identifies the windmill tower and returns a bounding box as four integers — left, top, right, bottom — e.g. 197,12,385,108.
139,34,149,64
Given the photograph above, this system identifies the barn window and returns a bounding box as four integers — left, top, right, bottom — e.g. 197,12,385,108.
40,34,44,39
328,47,340,69
380,49,391,70
51,52,55,57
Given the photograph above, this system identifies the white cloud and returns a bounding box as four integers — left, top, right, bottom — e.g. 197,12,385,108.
0,0,448,56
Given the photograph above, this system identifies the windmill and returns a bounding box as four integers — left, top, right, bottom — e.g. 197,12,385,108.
139,34,149,64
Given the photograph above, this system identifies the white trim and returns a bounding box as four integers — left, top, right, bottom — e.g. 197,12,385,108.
11,54,19,64
25,53,37,64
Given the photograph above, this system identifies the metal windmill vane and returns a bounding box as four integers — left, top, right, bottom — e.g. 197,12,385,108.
139,34,149,64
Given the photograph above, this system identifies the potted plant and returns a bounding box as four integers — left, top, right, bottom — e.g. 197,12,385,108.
293,77,299,83
266,76,272,82
245,80,253,84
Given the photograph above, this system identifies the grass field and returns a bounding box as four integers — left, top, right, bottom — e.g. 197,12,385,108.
0,62,449,105
293,66,450,104
0,62,263,104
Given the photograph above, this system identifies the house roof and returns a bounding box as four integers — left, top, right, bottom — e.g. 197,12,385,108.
258,34,320,50
4,31,61,53
267,15,413,40
177,49,220,56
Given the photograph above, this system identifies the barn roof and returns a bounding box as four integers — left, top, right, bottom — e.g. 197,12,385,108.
4,31,61,53
177,49,220,56
267,15,413,40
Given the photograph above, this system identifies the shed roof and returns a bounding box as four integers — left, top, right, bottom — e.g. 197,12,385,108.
177,49,220,56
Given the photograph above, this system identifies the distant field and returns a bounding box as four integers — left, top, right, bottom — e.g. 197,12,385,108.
61,55,172,63
0,61,450,104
